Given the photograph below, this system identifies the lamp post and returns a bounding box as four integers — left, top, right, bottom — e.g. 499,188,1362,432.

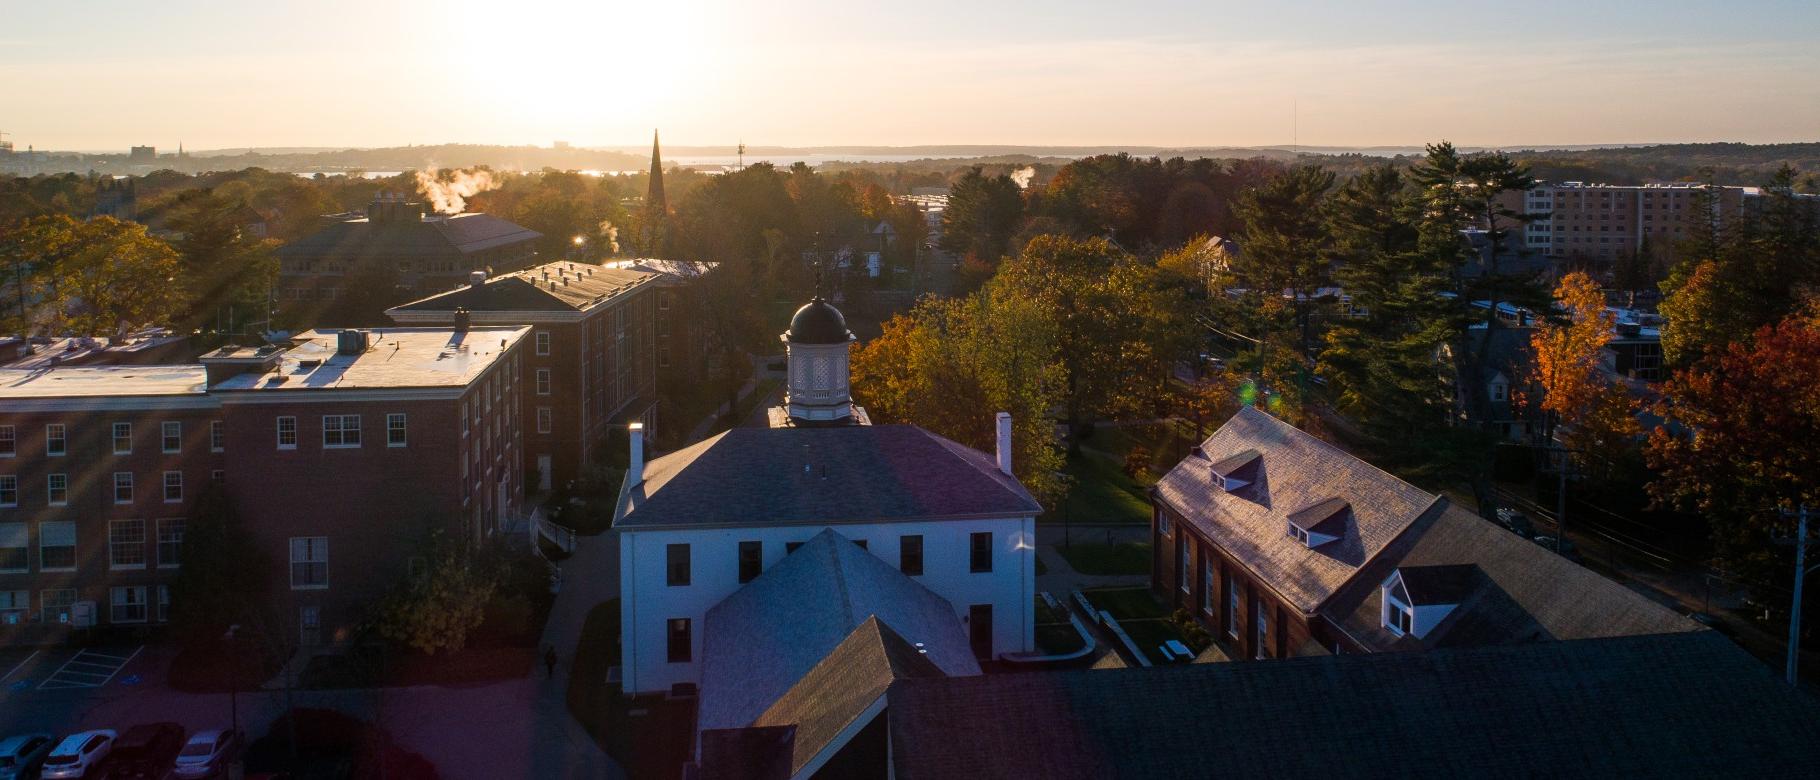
223,624,240,735
1783,504,1815,685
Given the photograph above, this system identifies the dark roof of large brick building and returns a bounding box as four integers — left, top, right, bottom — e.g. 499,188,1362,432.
390,261,659,314
888,632,1820,779
278,212,539,261
615,425,1041,530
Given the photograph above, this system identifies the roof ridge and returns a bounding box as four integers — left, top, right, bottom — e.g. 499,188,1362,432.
1311,494,1450,616
1233,405,1434,503
829,531,856,630
914,426,1040,511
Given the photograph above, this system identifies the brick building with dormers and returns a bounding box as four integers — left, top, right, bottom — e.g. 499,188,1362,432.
0,325,529,647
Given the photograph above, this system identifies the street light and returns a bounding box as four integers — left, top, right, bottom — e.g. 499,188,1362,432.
1781,504,1815,685
223,624,241,735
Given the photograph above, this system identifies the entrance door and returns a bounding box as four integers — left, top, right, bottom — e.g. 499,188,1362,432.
968,604,993,661
537,454,553,492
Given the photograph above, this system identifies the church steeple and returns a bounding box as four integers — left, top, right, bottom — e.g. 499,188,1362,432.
646,129,666,214
642,129,669,257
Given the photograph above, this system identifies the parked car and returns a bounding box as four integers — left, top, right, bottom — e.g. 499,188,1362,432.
39,731,115,780
104,723,184,780
173,730,243,779
0,733,55,780
1495,508,1535,538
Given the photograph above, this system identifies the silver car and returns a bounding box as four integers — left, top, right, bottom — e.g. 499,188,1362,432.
172,729,243,779
0,734,55,780
40,731,115,780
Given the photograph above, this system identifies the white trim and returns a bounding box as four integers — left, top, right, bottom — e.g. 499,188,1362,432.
217,387,472,404
386,412,408,448
0,396,221,413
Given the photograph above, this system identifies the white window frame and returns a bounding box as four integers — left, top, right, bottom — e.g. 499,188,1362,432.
0,475,15,508
157,518,184,569
1382,575,1415,637
276,416,297,450
47,473,66,506
386,413,408,448
536,407,552,434
39,522,75,572
460,402,469,438
1225,571,1239,639
0,523,28,574
1202,559,1214,615
1254,598,1270,660
113,472,134,504
0,425,13,457
535,368,552,396
45,424,65,457
210,420,224,452
109,519,146,570
290,536,329,590
110,585,148,624
41,588,76,624
162,421,182,454
112,422,132,454
534,330,551,356
162,471,182,503
322,415,361,449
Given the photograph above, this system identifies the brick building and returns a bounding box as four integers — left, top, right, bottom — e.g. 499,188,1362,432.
0,325,528,646
387,260,662,492
1497,181,1750,270
1150,406,1694,659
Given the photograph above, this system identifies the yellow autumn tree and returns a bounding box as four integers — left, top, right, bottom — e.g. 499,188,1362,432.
1530,271,1638,459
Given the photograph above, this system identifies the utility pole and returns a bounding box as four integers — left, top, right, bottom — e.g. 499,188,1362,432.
1786,504,1813,686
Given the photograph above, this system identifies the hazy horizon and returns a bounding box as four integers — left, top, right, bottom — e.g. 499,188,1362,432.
6,1,1819,151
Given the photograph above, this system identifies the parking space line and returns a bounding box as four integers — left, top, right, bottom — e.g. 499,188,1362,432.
0,650,37,683
92,646,141,686
36,646,142,690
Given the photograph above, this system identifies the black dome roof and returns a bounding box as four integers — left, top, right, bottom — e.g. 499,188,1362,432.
786,297,851,344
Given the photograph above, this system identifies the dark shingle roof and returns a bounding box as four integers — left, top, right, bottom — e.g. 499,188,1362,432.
277,212,539,260
889,632,1820,779
1321,505,1698,651
1394,563,1481,606
699,529,979,733
390,262,659,314
616,425,1040,530
1155,406,1439,611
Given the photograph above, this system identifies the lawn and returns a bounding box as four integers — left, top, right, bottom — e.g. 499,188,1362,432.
1058,447,1153,526
566,599,695,779
1119,619,1192,664
1058,542,1153,577
1082,586,1169,620
1035,623,1087,655
1033,596,1068,626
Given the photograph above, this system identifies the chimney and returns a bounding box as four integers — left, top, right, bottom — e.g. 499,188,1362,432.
469,270,487,288
453,307,471,333
627,422,645,486
995,412,1013,476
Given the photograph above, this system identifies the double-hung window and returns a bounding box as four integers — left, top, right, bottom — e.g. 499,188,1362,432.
969,532,992,573
276,416,297,449
109,519,146,569
387,413,407,447
210,421,224,452
535,369,552,396
0,476,15,507
322,415,361,448
900,535,924,576
290,537,328,589
157,519,184,568
45,424,65,456
41,588,76,623
162,421,181,453
163,471,182,503
534,331,551,356
537,408,553,434
112,422,132,454
1202,559,1214,614
1254,598,1271,659
1225,571,1239,638
39,522,75,571
738,541,762,583
110,585,148,623
0,425,14,457
667,618,691,663
666,544,691,586
0,524,27,573
113,472,134,504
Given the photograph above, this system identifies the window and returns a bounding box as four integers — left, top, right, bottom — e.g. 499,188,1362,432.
1254,598,1271,659
535,331,551,356
290,537,328,589
852,538,868,550
162,421,181,453
738,541,762,583
537,407,553,434
1156,508,1171,536
0,523,26,573
1490,383,1508,402
0,475,14,507
969,532,992,573
1287,525,1309,545
1383,577,1415,636
785,541,804,554
210,420,224,452
46,424,65,456
157,519,184,568
1225,571,1239,638
156,584,170,623
41,588,75,624
322,415,361,448
163,471,182,503
1177,536,1190,593
387,413,407,447
0,590,25,622
658,347,670,368
900,535,924,576
39,522,75,571
0,425,13,456
666,543,691,586
460,402,470,438
1202,559,1214,614
276,416,297,449
535,368,552,395
113,472,134,504
110,585,147,623
113,422,132,454
109,519,146,569
658,291,671,310
211,469,225,483
667,618,692,663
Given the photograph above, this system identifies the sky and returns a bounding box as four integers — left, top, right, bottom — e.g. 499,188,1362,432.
3,0,1818,152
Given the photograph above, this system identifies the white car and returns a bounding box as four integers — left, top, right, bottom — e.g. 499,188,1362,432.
173,729,243,779
40,730,115,779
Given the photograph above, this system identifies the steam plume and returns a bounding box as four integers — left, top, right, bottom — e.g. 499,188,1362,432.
415,167,500,213
599,220,621,254
1009,166,1036,189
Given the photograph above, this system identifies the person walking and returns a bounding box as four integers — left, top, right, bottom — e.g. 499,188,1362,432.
544,645,558,680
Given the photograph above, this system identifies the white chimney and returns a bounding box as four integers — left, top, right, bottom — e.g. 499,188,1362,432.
628,422,645,486
995,412,1013,476
468,270,486,288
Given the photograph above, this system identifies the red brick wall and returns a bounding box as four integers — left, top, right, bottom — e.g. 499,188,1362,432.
1152,500,1332,660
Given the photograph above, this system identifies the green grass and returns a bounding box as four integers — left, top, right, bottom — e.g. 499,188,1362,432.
1058,542,1153,577
1083,586,1169,620
1119,619,1191,664
1058,449,1153,525
1036,623,1087,655
1034,596,1067,626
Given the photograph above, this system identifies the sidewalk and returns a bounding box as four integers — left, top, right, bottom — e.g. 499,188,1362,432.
532,525,624,779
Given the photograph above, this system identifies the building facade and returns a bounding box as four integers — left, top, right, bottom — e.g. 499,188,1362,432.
1499,181,1750,269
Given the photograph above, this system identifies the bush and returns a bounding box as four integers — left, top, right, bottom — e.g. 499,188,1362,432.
1122,446,1153,478
1170,609,1213,653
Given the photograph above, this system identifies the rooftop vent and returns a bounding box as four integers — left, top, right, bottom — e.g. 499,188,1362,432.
469,270,487,288
337,329,369,356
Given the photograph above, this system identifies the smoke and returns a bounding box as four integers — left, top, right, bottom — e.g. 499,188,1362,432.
1009,166,1036,189
598,220,620,254
414,167,500,213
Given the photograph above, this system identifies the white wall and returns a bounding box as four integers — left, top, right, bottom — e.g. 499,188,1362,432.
619,515,1036,695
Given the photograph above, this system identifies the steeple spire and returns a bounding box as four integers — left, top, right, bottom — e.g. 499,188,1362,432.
646,129,666,214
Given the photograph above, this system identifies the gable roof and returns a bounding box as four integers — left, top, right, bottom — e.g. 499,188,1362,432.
702,616,945,779
1322,504,1698,650
1154,406,1440,612
615,425,1040,530
888,632,1820,779
698,529,980,733
389,262,660,315
277,212,539,260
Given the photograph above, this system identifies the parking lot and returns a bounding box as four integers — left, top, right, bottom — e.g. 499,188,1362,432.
36,646,143,691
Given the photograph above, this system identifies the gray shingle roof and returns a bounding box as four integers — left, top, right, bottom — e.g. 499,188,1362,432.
1321,505,1699,650
888,632,1820,779
1155,406,1440,612
699,529,980,733
389,262,660,314
277,212,539,260
616,425,1040,530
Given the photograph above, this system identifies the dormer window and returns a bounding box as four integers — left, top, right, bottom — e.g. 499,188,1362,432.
1380,566,1476,640
1287,525,1309,545
1383,577,1414,636
1285,497,1349,549
1209,449,1261,495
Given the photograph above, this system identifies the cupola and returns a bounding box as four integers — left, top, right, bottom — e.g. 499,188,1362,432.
781,291,857,424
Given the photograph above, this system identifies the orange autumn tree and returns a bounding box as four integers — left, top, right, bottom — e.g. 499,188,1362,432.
1530,272,1637,454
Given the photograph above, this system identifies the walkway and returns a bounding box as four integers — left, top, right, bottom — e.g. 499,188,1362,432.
533,524,625,779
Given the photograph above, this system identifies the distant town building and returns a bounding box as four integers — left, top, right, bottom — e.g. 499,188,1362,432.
127,146,157,164
0,325,529,645
1491,180,1820,270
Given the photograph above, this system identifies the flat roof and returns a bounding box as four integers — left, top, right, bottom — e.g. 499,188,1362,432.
212,327,528,392
0,365,208,399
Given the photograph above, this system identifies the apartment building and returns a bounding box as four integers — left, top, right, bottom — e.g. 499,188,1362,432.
0,325,528,646
1499,181,1747,268
387,260,663,492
